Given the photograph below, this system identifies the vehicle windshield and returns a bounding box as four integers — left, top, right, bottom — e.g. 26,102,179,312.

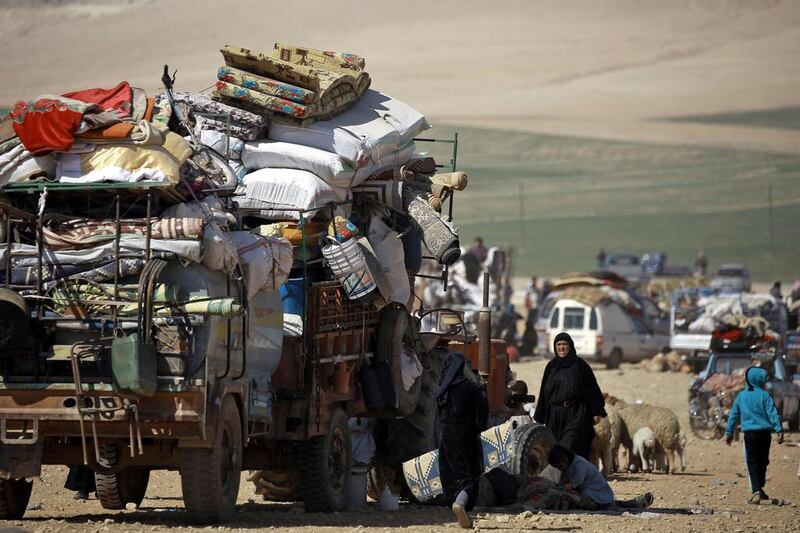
713,357,752,375
610,256,639,266
717,268,744,277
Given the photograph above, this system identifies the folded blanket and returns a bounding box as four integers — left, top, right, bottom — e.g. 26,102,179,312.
168,92,268,141
1,238,201,268
213,80,308,119
220,44,370,121
55,131,191,183
217,66,315,105
9,96,121,155
43,217,205,250
63,81,134,119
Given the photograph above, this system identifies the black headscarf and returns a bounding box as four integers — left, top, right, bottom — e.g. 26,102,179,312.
551,332,578,369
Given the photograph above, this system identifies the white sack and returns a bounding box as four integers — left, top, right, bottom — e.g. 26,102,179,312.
238,168,347,221
268,89,429,167
366,216,410,305
231,232,293,299
242,140,416,189
162,198,239,272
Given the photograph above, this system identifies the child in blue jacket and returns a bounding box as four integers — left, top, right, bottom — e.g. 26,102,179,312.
725,366,784,505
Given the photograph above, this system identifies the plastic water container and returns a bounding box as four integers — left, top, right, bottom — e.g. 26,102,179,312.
279,277,305,315
379,486,399,511
321,237,376,300
347,464,368,511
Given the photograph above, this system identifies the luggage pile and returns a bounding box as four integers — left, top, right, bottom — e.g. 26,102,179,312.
0,42,468,336
167,43,468,331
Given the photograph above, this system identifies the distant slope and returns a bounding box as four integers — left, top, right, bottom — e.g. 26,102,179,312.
667,106,800,131
426,125,800,282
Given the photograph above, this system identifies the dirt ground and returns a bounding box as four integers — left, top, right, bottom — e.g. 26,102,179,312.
2,358,798,533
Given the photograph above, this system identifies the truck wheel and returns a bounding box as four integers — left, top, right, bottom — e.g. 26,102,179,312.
509,423,556,477
95,443,150,510
376,307,423,417
180,395,242,523
606,348,623,369
370,347,444,502
248,469,299,502
0,478,32,519
299,406,351,512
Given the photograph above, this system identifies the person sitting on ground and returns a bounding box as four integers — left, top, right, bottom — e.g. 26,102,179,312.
548,444,654,510
725,366,784,505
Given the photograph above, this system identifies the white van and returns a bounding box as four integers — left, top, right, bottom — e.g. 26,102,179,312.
546,299,669,368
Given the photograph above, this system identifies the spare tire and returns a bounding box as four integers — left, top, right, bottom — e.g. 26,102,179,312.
369,347,443,502
508,423,556,477
373,306,423,418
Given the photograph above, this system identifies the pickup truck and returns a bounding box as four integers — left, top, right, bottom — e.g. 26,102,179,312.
689,351,800,439
670,289,787,371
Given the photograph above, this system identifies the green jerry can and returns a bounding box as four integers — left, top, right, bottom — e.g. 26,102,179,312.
111,333,157,396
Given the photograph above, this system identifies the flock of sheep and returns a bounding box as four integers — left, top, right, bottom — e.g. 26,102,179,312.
590,395,688,476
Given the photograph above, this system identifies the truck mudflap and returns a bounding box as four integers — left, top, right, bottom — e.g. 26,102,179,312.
0,439,43,480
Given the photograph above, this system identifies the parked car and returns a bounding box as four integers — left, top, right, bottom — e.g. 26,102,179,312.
689,352,800,439
602,253,643,285
545,298,670,369
710,263,751,292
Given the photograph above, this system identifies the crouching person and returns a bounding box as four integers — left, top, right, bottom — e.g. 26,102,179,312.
436,350,489,529
549,445,654,509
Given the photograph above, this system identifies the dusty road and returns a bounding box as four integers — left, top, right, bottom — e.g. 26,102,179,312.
2,358,799,532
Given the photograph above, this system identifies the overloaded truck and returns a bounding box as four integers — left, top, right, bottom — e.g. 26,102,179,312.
0,72,513,522
0,183,511,523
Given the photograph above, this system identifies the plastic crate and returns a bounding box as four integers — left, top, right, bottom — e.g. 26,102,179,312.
309,281,378,333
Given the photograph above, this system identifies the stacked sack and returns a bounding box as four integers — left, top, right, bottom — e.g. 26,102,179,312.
171,43,469,324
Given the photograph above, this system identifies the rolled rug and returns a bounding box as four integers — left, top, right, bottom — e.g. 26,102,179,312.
403,188,460,266
404,182,443,212
413,171,468,191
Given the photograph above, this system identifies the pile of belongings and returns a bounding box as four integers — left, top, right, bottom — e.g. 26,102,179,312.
710,315,778,353
700,371,747,394
0,81,196,187
166,43,467,334
0,79,293,320
556,284,642,316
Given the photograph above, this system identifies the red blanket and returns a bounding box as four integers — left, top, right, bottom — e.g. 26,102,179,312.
63,81,133,118
9,97,93,155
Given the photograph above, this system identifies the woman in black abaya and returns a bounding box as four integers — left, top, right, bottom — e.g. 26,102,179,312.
534,332,606,459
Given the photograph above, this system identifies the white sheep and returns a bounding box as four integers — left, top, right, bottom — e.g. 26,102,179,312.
633,427,657,472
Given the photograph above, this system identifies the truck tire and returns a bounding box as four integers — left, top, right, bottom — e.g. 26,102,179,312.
299,406,351,512
508,423,556,477
0,478,32,520
606,348,623,369
369,348,443,501
180,395,242,523
375,307,423,417
95,443,150,510
248,469,299,502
